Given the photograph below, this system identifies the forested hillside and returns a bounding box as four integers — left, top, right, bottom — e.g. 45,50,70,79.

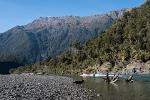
0,10,126,74
0,11,125,64
11,1,150,74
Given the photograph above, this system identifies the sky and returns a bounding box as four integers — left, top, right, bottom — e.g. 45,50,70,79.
0,0,145,33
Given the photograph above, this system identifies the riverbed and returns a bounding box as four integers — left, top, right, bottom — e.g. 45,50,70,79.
0,74,91,100
1,74,150,100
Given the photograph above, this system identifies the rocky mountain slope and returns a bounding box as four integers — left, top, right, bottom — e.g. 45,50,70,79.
12,1,150,74
0,10,126,74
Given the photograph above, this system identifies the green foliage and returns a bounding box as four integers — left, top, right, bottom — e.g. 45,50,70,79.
12,1,150,74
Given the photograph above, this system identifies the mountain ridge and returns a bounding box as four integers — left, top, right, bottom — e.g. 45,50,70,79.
11,1,150,74
0,10,127,74
0,10,126,62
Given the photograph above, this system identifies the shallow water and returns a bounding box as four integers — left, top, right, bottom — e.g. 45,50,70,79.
72,75,150,100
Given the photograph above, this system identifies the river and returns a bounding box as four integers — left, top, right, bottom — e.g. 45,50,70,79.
71,74,150,100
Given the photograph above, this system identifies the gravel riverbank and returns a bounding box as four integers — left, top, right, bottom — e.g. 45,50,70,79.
0,74,91,100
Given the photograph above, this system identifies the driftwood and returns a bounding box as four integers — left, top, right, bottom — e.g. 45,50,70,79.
125,75,134,83
102,73,119,84
102,73,134,84
110,74,119,83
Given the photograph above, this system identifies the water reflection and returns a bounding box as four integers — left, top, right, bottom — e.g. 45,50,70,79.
73,76,150,100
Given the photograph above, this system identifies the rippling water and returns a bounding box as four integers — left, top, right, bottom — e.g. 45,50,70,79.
72,74,150,100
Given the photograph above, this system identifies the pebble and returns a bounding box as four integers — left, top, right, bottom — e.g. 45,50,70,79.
0,74,90,100
97,93,100,97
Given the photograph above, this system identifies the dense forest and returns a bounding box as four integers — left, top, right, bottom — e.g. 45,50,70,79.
11,1,150,74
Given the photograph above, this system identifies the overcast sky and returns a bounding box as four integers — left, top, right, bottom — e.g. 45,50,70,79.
0,0,145,33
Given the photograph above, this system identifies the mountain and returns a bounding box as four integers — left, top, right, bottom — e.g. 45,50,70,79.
0,10,126,74
11,1,150,74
